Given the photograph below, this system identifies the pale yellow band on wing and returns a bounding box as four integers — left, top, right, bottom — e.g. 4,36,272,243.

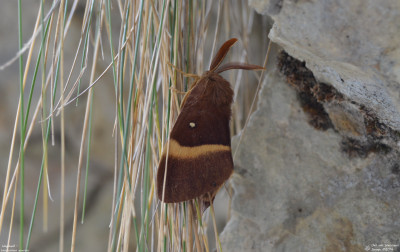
163,139,231,159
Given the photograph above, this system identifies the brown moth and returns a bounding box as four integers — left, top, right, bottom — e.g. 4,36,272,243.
157,38,263,211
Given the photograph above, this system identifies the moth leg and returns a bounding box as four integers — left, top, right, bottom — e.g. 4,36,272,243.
169,86,187,94
167,61,200,79
200,190,218,213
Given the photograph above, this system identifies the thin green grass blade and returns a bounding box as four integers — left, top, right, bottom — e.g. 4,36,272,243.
75,0,95,106
26,104,53,249
25,15,52,249
79,0,96,224
18,0,26,248
81,88,94,223
184,0,193,92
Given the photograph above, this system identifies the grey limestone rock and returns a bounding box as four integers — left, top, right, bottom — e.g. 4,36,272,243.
221,0,400,251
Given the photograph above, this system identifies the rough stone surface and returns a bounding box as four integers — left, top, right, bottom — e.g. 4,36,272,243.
221,70,400,252
221,0,400,251
253,0,400,130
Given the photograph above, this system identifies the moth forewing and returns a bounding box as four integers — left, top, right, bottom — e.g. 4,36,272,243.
156,38,263,211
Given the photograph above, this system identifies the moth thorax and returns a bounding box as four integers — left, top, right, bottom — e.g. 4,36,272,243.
206,73,234,107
